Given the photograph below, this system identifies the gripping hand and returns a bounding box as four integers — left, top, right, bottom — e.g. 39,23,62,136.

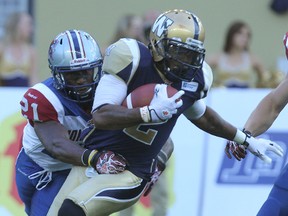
143,153,166,196
140,84,184,123
84,150,128,174
233,130,284,164
225,141,247,161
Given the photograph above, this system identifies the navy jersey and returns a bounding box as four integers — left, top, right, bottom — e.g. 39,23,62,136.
82,38,213,180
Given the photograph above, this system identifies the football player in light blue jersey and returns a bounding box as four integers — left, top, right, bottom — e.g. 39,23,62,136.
49,10,283,216
226,32,288,216
15,30,126,216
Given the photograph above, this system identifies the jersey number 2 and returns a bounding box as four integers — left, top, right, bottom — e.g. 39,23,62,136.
123,124,158,145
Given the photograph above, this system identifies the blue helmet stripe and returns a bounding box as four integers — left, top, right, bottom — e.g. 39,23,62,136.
70,30,82,59
191,14,199,40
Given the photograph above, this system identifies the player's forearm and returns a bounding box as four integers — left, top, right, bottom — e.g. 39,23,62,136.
92,104,143,129
244,96,279,136
48,138,86,166
245,79,288,136
192,106,237,140
35,121,86,166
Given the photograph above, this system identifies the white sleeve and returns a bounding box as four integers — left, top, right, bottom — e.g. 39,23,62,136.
183,99,207,120
92,73,127,112
202,61,213,91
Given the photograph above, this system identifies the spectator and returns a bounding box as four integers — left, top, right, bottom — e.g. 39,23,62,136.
142,10,161,44
0,11,38,87
110,14,146,45
207,20,267,88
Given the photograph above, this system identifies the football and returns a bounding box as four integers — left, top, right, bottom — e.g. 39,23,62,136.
122,83,179,108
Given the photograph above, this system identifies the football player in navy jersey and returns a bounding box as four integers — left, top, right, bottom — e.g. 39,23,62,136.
226,32,288,216
49,10,283,216
15,30,127,216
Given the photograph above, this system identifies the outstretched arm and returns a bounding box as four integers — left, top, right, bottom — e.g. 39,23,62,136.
226,32,288,161
188,104,283,163
245,32,288,136
244,74,288,136
225,78,288,161
191,106,237,140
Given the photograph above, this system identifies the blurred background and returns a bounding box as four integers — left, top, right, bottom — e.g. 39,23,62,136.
0,0,288,216
17,0,288,79
0,0,287,80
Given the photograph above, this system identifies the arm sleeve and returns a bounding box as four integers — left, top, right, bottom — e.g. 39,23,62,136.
183,98,207,120
92,74,128,112
202,61,213,93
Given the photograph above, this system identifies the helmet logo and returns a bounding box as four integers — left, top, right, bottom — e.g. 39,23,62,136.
70,58,87,65
151,16,173,37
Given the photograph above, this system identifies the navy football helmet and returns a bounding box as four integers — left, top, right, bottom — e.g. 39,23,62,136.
149,9,206,82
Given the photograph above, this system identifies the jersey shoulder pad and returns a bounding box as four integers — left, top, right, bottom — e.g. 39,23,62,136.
103,38,140,80
202,61,213,91
20,83,62,122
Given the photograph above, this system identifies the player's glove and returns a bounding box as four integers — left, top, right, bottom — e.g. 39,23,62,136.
233,129,284,163
225,141,247,161
143,152,167,196
82,149,128,174
140,84,184,123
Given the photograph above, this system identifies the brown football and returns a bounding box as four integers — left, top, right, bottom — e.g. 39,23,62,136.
122,83,179,108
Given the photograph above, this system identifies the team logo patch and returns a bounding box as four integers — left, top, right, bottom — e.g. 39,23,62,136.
181,81,198,92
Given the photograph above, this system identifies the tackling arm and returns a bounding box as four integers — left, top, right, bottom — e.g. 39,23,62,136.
34,120,85,166
244,74,288,136
225,32,288,161
189,104,283,163
35,120,127,173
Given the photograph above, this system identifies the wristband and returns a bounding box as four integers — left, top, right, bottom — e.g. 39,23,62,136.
242,129,252,146
140,106,151,123
243,128,252,136
233,129,247,145
88,150,98,167
81,149,91,166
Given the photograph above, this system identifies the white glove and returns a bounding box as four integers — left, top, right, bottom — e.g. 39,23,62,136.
234,129,284,164
245,135,284,164
140,84,184,123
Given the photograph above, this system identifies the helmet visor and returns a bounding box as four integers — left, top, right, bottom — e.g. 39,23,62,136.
165,39,205,68
58,67,100,102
